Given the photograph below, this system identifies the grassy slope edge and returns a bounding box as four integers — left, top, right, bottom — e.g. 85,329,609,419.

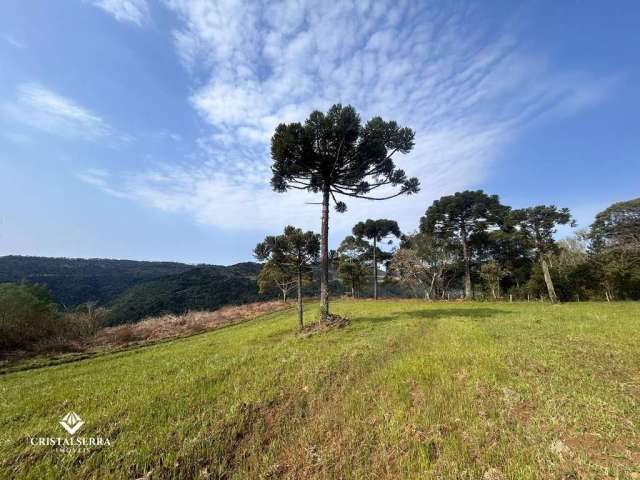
1,301,639,479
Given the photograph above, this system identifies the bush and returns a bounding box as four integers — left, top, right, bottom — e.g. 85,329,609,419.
0,283,62,351
63,303,109,339
0,283,108,352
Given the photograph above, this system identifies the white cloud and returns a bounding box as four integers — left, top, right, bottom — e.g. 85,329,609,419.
86,1,613,238
3,84,111,140
89,0,149,26
2,34,25,48
77,169,131,198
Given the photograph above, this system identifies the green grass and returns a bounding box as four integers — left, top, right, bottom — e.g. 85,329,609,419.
1,300,639,479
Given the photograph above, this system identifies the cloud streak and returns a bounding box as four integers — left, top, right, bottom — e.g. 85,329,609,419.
88,0,149,26
4,84,111,141
2,34,26,49
83,0,613,237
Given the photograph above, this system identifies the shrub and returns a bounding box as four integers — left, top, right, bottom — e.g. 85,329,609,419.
0,283,62,351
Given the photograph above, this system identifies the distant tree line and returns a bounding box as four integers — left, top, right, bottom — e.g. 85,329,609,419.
389,194,639,302
263,191,639,323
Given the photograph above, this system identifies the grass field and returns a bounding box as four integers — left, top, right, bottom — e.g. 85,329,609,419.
1,300,639,479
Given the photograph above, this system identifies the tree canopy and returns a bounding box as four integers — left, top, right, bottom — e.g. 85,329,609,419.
353,219,401,242
590,198,640,254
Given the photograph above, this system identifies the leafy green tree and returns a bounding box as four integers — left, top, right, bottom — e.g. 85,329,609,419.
270,104,419,320
512,205,575,303
335,235,369,298
420,190,505,299
588,198,640,299
257,261,296,302
353,219,401,299
590,198,640,252
254,226,320,330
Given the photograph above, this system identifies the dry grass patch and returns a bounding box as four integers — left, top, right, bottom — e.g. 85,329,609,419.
93,300,288,347
1,301,290,373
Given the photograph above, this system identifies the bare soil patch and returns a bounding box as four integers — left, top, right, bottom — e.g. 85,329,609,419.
299,314,350,336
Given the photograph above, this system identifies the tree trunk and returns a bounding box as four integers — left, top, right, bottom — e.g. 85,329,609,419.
540,256,558,303
319,185,330,322
372,236,378,300
427,274,436,300
297,268,303,331
461,224,472,300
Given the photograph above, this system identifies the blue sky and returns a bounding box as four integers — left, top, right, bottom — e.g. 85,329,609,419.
0,1,638,265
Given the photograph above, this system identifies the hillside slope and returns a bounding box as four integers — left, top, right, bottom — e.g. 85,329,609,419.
1,300,639,478
0,257,272,323
0,256,193,307
105,263,273,325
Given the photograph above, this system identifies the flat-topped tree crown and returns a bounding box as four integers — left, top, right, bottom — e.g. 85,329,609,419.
270,104,419,320
420,190,504,237
512,205,575,255
271,104,419,209
353,219,401,242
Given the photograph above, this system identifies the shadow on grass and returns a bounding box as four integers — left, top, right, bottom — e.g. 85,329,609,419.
352,307,511,324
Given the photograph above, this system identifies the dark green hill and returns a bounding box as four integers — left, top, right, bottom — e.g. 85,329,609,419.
0,256,405,326
105,264,271,325
0,255,193,307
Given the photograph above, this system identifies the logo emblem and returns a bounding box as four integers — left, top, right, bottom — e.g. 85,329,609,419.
59,412,84,435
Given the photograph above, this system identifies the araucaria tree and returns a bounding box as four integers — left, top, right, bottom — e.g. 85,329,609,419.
270,104,419,320
254,226,320,330
420,190,505,300
353,219,401,299
513,205,575,303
